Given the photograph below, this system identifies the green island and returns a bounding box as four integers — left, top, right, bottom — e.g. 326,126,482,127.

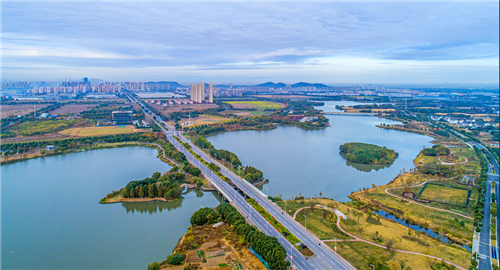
339,142,399,165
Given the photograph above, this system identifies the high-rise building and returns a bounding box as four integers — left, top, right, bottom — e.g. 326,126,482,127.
208,83,213,103
196,83,205,103
190,83,196,102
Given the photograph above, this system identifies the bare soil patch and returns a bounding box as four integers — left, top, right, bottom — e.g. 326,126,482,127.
49,104,98,114
1,104,49,119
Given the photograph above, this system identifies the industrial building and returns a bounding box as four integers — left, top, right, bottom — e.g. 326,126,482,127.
112,111,133,123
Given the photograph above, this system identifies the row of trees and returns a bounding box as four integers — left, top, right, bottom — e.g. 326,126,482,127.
1,132,160,154
472,146,488,233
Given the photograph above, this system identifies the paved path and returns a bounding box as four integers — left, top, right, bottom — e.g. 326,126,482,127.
384,180,473,220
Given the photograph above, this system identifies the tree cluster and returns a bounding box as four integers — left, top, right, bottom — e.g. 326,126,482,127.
243,166,264,184
209,148,242,167
421,145,450,156
190,207,221,226
183,164,202,176
123,172,183,200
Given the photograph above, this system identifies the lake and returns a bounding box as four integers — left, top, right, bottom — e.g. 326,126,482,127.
1,146,222,270
207,101,433,201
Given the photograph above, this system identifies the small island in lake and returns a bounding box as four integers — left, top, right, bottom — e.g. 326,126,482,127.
339,142,398,165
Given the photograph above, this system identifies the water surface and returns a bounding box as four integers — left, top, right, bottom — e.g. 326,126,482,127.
1,146,222,269
208,102,433,201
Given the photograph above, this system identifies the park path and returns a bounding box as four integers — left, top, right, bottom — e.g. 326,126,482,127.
291,206,467,270
384,179,473,220
439,154,468,165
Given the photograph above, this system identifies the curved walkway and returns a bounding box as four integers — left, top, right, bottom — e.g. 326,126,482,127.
385,180,473,220
291,206,467,270
439,154,468,165
151,143,179,166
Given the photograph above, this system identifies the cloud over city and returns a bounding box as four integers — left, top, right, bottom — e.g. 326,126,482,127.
2,1,498,83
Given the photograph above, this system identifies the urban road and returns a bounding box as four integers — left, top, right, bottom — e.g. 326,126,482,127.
449,129,500,270
473,142,499,270
126,93,355,270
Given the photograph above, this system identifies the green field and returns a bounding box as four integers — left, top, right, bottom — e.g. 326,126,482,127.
225,101,284,110
419,184,469,206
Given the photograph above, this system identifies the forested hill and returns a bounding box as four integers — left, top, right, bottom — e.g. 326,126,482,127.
339,142,398,165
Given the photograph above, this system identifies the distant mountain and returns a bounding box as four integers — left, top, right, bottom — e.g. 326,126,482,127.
146,81,184,89
291,82,329,88
256,82,287,89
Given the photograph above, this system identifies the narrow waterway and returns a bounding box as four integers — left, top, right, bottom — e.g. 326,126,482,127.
207,101,433,201
1,146,222,270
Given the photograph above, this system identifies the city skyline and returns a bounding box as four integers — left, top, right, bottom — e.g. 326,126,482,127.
2,2,499,84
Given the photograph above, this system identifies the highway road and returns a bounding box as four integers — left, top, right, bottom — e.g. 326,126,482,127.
126,93,355,270
471,142,499,270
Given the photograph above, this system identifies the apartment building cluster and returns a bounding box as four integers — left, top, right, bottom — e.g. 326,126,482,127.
213,88,244,97
190,83,213,103
29,83,121,94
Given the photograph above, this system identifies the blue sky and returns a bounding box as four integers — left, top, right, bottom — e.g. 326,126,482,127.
2,1,499,84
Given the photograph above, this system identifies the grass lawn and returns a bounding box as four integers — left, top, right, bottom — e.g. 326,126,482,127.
293,207,350,240
60,126,146,136
419,184,469,206
281,198,471,269
357,172,474,244
225,101,284,110
332,241,461,270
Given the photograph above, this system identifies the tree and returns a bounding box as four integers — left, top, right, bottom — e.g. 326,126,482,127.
152,172,161,180
168,253,185,265
376,215,381,225
408,229,413,238
147,262,160,270
358,227,363,237
367,210,373,222
415,231,421,240
399,260,406,270
157,184,164,197
139,186,145,198
148,184,155,198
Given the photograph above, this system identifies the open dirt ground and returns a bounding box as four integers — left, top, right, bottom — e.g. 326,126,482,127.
49,104,99,114
1,104,49,118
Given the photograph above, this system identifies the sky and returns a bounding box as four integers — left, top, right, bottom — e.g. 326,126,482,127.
2,1,499,85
